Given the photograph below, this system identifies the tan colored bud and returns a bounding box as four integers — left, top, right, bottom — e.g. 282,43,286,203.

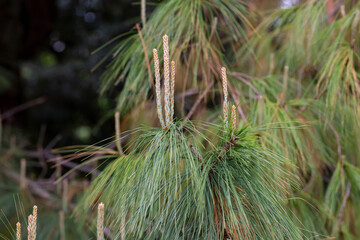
32,206,37,240
16,222,21,240
231,105,236,135
27,215,33,240
170,61,175,120
153,49,165,128
221,67,229,128
97,202,105,240
163,35,171,126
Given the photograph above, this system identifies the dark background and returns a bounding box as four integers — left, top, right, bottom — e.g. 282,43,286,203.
0,0,141,149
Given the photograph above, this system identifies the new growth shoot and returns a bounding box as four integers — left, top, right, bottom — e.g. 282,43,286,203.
231,104,236,136
16,222,21,240
27,205,37,240
153,35,176,129
221,67,237,134
221,67,229,128
97,202,105,240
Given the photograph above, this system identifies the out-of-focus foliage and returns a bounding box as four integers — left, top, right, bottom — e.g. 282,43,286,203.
0,129,92,239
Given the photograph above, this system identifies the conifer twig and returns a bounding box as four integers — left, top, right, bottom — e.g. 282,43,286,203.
219,136,238,160
135,24,153,88
340,5,346,17
115,112,124,155
325,118,342,158
59,211,65,240
16,222,21,240
283,65,289,91
141,0,146,26
56,157,62,194
227,83,247,122
0,97,46,121
20,158,26,190
297,67,304,98
153,49,165,128
183,80,215,122
210,17,218,40
97,202,105,240
62,179,68,213
337,183,351,223
277,66,289,106
229,72,262,98
4,170,53,200
269,53,274,75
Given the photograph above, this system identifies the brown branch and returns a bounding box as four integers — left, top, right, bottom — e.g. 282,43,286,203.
175,128,203,162
276,66,288,107
229,72,262,98
4,170,54,200
210,17,218,40
327,0,346,21
50,150,117,167
141,0,146,26
227,82,247,122
0,97,46,120
326,0,336,23
337,183,351,226
37,125,48,178
45,134,62,151
303,171,316,191
115,112,124,155
325,118,342,158
298,85,328,113
59,161,101,176
21,147,102,176
135,23,154,89
218,136,237,160
184,80,215,122
297,67,304,99
20,158,27,190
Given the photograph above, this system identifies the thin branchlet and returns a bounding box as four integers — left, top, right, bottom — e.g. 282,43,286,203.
153,49,165,128
283,65,289,91
97,202,105,240
221,67,229,128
